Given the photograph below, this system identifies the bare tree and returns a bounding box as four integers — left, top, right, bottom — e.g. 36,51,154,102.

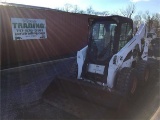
94,11,101,16
63,3,73,12
143,11,160,35
153,13,160,35
55,7,63,11
86,6,94,15
120,3,136,18
143,11,155,32
110,10,121,16
134,11,143,26
59,4,110,16
72,5,79,13
101,11,109,16
78,10,85,14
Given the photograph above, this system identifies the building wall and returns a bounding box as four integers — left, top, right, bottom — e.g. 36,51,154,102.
0,5,92,69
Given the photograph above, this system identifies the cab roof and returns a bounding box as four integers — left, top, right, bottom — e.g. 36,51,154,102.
89,15,133,25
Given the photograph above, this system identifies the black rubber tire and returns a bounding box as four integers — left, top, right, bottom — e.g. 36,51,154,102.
69,60,78,78
116,67,137,96
147,58,159,79
136,60,150,85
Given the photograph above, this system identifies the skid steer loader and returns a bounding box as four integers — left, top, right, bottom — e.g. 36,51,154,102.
43,15,153,110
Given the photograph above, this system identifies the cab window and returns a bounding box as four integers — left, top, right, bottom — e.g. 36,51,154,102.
119,23,133,50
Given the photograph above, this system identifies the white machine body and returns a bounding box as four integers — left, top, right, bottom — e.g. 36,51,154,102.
77,23,152,88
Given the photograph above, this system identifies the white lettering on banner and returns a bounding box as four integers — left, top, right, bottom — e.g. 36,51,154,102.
11,18,47,40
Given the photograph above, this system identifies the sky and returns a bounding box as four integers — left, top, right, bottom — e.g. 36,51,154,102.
1,0,160,14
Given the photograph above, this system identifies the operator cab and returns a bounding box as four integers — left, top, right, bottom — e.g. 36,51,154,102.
82,15,133,83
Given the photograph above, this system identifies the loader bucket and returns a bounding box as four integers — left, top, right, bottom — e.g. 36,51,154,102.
43,76,125,109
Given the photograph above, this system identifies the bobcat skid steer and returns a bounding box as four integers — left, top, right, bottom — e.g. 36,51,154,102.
43,15,152,111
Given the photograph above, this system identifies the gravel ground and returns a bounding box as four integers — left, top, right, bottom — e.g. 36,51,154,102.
15,102,77,119
1,57,159,120
1,57,75,120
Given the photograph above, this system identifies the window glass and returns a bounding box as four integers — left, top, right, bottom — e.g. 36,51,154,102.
119,23,132,50
91,21,117,60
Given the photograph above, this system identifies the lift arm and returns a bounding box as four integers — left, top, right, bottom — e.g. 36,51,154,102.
107,24,150,88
